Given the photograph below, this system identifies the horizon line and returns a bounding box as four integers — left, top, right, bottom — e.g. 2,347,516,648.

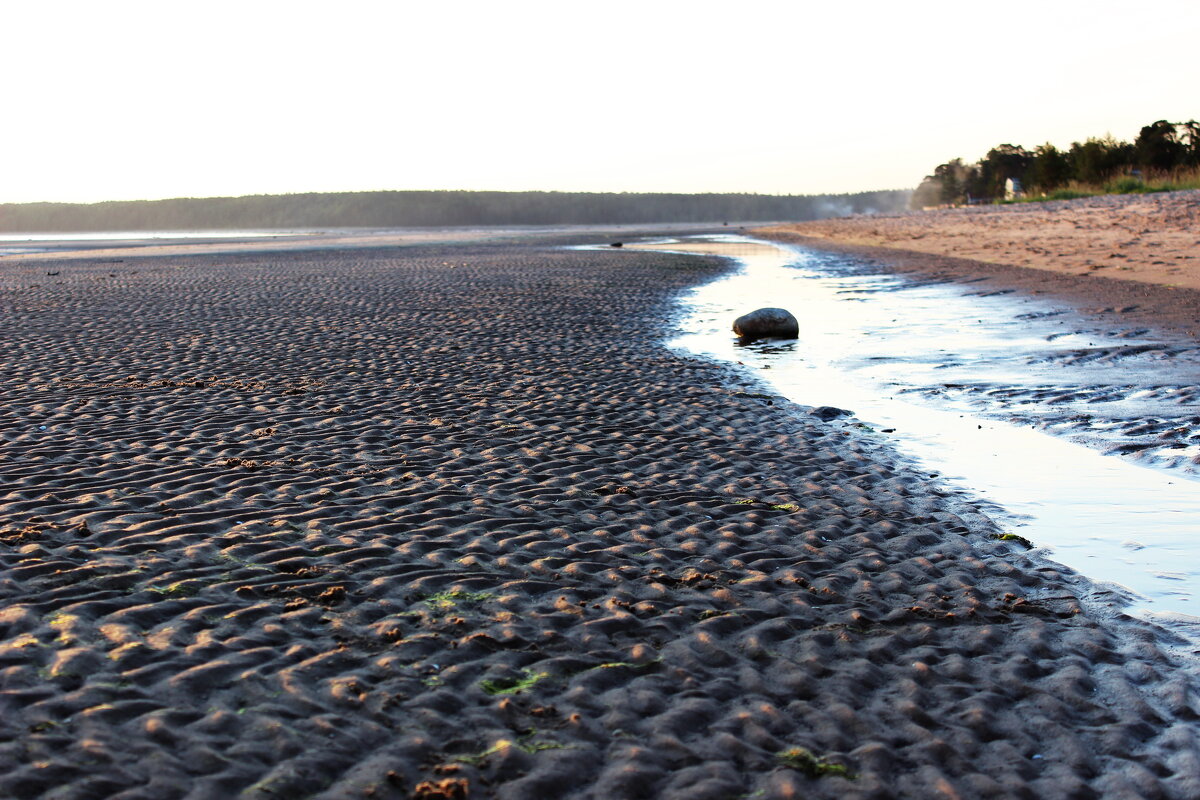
0,186,915,207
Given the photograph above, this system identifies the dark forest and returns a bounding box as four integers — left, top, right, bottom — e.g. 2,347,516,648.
0,189,910,233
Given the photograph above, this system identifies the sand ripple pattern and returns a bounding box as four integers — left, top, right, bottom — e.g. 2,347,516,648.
1,245,1198,799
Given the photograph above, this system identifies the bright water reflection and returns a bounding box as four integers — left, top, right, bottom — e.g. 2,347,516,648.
0,230,315,256
0,230,308,242
656,235,1200,632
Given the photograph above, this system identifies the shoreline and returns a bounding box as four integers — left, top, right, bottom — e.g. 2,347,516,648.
1,232,1198,797
757,189,1200,291
643,233,1200,633
754,228,1200,340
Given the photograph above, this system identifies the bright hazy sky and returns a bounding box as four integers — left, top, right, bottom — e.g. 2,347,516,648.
4,0,1198,204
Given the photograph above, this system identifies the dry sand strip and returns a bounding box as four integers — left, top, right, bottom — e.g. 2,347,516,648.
0,239,1198,799
759,189,1200,292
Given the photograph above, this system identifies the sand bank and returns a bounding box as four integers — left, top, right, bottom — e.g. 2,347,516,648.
758,189,1200,291
1,236,1198,798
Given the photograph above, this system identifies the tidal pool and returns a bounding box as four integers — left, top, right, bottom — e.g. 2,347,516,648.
633,235,1200,641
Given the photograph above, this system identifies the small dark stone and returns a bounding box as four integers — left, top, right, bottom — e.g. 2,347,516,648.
811,406,850,421
609,241,623,248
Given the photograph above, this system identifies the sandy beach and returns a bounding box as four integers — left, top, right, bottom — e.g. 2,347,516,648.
759,189,1200,290
2,228,1199,799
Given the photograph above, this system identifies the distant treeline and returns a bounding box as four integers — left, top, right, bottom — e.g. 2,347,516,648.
912,119,1200,207
0,189,911,233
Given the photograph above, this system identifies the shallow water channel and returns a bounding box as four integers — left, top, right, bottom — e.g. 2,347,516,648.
0,230,310,256
631,235,1200,640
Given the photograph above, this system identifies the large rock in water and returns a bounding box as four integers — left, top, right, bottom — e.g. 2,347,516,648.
733,307,799,341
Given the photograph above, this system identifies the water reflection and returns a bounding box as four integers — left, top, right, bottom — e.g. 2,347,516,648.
0,230,307,242
741,341,797,355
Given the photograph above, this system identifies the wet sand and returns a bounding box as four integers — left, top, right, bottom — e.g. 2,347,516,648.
2,234,1199,798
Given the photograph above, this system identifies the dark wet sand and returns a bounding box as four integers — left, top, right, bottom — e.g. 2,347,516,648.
2,234,1199,799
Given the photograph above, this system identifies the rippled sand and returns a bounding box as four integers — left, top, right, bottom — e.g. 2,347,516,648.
1,234,1198,798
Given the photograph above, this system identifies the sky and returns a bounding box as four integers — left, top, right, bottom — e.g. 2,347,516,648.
3,0,1198,204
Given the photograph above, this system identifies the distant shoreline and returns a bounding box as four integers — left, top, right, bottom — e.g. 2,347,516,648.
0,188,910,233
